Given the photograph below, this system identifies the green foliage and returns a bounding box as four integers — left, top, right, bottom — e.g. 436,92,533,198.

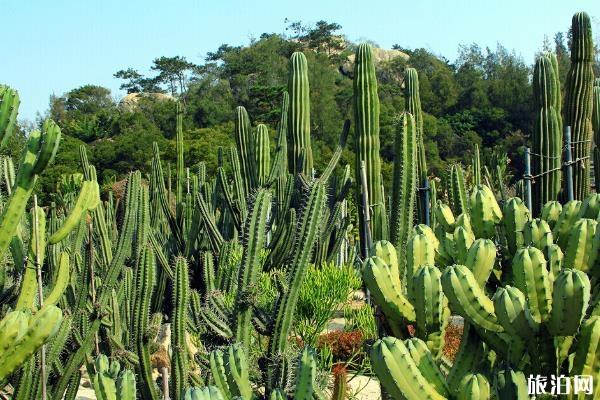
296,262,361,345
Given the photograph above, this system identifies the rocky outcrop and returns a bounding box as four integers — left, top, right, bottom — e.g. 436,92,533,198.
119,92,174,112
340,47,409,77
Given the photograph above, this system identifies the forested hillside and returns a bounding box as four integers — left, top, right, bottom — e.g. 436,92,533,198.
24,21,600,195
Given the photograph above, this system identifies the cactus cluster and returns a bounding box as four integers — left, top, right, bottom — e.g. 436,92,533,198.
1,10,598,400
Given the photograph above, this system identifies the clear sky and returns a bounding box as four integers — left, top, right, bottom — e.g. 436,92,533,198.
1,0,598,121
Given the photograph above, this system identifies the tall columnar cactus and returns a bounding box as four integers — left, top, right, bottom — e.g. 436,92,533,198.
390,112,417,258
132,242,159,400
287,52,313,177
234,189,271,349
234,106,255,194
254,124,271,186
354,43,387,247
171,257,190,399
405,68,428,224
532,53,562,214
267,181,325,392
564,12,595,199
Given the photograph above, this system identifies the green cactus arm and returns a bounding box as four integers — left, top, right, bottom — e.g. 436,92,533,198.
369,337,447,400
210,349,232,399
32,119,61,174
0,310,28,355
540,200,562,230
412,265,448,357
15,205,46,312
523,218,553,254
0,304,63,381
469,184,502,239
548,269,590,336
0,130,42,262
502,197,531,256
362,256,416,327
293,347,318,400
0,85,20,147
465,238,496,287
492,286,537,339
404,338,450,397
564,218,597,272
48,180,98,244
553,199,582,249
441,265,503,332
116,370,137,400
43,251,71,306
511,247,552,323
92,355,117,400
224,344,252,400
457,373,490,400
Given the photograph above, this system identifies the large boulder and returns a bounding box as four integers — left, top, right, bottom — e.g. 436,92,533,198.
340,47,409,77
119,92,174,112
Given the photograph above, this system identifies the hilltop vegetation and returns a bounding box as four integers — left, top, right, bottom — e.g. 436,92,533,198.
22,20,599,196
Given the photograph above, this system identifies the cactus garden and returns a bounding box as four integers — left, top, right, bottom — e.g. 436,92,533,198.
2,8,600,400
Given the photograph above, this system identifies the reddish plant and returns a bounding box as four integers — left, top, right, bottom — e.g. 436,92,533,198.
443,323,463,362
317,330,363,361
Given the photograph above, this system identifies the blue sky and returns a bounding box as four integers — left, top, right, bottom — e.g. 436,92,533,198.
1,0,598,121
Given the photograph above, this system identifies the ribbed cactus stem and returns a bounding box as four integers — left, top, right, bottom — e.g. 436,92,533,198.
0,85,20,148
234,189,271,349
254,124,271,186
354,43,387,249
564,12,595,199
234,106,256,192
287,52,313,176
390,112,417,257
267,181,325,392
171,256,190,399
532,53,562,214
405,68,428,224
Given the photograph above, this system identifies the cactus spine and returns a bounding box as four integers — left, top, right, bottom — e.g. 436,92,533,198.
354,43,387,247
564,12,595,199
287,52,313,176
532,53,562,214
